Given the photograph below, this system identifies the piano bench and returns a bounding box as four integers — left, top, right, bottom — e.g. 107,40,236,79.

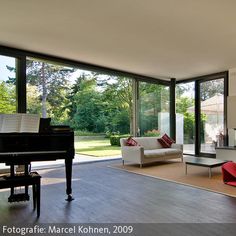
0,172,41,217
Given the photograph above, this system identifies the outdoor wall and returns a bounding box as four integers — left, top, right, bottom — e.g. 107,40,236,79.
158,112,170,135
176,113,184,144
228,68,236,145
158,112,183,143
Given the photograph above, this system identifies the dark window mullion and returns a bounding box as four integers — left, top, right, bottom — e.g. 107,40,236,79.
195,80,200,156
16,56,26,113
170,78,176,140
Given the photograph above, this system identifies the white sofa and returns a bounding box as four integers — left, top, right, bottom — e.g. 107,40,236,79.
120,137,183,167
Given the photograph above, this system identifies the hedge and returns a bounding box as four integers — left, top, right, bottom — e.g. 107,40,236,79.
110,135,130,146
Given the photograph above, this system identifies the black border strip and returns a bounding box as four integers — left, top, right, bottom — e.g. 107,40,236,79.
0,45,169,85
170,78,176,140
177,71,228,84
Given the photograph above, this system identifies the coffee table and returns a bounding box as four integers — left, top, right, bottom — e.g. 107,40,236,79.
185,157,227,178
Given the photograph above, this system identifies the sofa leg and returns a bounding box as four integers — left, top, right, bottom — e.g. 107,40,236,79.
140,163,143,168
181,156,183,162
122,160,124,166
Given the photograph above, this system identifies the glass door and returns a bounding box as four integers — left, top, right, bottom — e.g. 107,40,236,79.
176,82,195,154
200,78,225,154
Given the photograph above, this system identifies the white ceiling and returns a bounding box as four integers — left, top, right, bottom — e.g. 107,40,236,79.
1,0,236,80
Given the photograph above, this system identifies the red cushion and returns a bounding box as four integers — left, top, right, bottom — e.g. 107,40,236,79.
157,138,170,148
225,182,236,187
162,133,175,146
222,162,236,186
126,137,138,146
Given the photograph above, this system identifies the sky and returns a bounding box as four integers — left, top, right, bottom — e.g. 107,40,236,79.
0,55,16,81
0,55,113,85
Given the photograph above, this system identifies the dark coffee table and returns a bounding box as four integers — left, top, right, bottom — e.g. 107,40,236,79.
185,157,227,178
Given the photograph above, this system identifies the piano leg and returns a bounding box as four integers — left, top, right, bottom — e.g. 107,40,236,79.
65,158,74,201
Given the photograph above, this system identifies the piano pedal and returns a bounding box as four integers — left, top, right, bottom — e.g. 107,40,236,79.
8,193,30,203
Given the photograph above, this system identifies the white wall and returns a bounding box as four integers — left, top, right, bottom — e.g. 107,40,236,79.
158,112,170,135
228,68,236,145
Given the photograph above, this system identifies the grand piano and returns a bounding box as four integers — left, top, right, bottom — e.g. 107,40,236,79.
0,121,75,201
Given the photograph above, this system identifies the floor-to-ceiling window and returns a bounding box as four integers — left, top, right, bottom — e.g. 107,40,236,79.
138,81,170,137
1,47,228,161
176,72,227,156
176,82,195,154
26,56,134,161
0,55,17,170
26,57,133,134
200,78,225,154
0,55,17,113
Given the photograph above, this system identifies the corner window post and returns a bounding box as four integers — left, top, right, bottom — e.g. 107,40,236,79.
170,78,176,140
16,56,26,113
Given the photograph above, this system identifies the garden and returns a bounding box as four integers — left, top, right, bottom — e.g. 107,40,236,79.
0,57,223,157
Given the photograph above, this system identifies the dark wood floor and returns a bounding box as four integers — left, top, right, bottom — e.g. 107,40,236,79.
0,159,236,224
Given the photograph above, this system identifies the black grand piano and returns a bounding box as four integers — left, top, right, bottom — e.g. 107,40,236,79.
0,121,75,201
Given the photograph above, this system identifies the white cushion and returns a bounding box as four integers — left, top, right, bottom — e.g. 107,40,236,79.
133,137,162,150
144,149,166,158
164,148,182,155
144,148,182,159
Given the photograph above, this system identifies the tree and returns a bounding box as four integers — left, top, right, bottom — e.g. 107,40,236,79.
71,77,106,132
176,97,194,114
102,76,133,134
5,59,75,123
5,65,16,85
67,73,87,121
0,81,16,113
139,82,169,135
200,79,224,101
26,59,74,120
176,88,195,144
67,74,133,134
26,85,41,114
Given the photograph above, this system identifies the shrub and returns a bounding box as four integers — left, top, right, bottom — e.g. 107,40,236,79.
110,134,130,146
74,130,104,136
143,129,161,137
105,130,120,138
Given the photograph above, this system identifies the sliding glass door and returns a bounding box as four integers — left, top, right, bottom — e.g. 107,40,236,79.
176,82,195,154
176,72,227,156
200,78,225,154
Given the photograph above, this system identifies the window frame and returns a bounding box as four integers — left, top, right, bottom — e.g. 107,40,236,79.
177,71,228,157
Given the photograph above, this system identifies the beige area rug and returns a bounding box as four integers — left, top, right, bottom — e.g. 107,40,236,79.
110,159,236,198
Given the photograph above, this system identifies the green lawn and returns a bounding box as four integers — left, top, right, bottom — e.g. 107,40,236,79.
75,137,121,157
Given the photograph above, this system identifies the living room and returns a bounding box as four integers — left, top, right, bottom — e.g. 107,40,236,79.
1,1,236,236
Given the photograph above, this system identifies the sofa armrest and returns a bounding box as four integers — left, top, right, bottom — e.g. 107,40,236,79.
171,143,183,151
121,146,144,163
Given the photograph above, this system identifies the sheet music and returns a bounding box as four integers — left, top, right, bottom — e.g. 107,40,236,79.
1,114,22,133
0,114,40,133
20,114,40,133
